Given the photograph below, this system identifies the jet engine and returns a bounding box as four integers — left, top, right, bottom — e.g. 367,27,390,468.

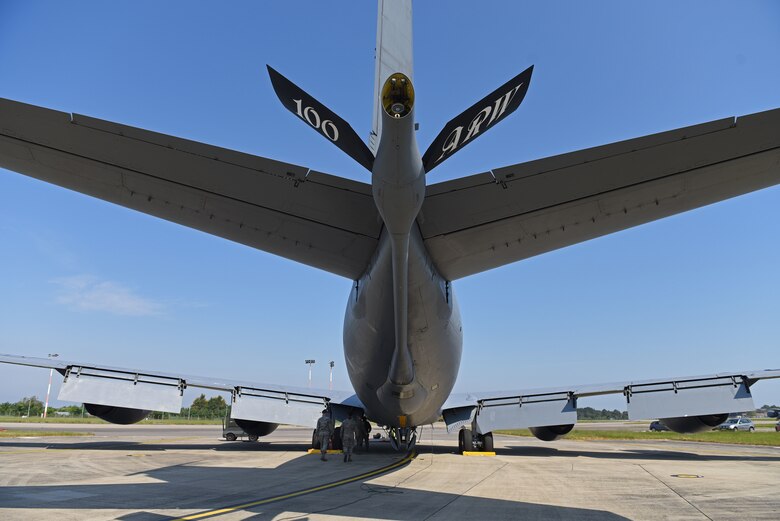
660,414,728,434
234,419,279,437
529,424,575,441
84,403,150,425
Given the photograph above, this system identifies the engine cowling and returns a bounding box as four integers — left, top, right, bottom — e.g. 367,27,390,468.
529,424,575,441
660,414,728,434
234,419,279,437
84,403,150,425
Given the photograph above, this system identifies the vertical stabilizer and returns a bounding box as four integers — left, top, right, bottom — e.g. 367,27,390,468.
370,0,414,153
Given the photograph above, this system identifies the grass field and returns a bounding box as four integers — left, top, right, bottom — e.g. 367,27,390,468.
0,429,92,437
498,429,780,446
0,416,222,425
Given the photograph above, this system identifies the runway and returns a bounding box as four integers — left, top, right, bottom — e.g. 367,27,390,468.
0,423,778,520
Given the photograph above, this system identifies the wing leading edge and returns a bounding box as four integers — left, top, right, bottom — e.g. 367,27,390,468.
421,107,780,280
0,98,380,279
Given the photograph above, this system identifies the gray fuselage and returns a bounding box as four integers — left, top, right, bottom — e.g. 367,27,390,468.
342,74,463,428
343,226,463,427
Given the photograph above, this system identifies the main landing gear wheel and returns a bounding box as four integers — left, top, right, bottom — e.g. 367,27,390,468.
459,429,493,454
248,434,259,442
458,428,474,454
482,432,494,452
332,427,343,450
225,432,237,442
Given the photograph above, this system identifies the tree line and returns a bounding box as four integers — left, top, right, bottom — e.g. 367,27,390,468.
0,394,229,419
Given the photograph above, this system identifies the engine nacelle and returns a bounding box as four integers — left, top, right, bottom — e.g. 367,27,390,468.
234,419,279,437
84,403,150,425
660,414,728,434
529,424,575,441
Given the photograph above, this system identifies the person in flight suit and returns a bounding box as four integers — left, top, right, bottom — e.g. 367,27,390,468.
315,409,333,461
357,414,371,451
340,412,358,462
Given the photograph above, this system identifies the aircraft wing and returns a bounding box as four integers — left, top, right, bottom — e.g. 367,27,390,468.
420,108,780,280
0,98,381,279
0,353,363,427
441,368,780,434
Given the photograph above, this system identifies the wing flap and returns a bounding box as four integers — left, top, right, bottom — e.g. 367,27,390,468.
232,385,327,428
0,98,380,278
421,108,780,280
0,353,359,427
443,369,780,432
58,365,185,414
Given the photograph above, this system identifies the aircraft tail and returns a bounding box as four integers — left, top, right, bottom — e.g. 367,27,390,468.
370,0,414,153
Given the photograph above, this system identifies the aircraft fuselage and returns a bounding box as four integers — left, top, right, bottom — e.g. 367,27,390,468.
343,74,463,427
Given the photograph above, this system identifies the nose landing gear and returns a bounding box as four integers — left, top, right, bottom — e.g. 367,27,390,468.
389,426,418,451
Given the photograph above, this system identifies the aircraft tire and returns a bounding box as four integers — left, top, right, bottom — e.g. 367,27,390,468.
311,429,320,449
483,432,494,452
459,428,473,453
225,432,237,442
248,434,259,442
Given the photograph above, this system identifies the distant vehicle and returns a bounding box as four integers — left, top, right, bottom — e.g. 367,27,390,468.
717,418,755,432
223,417,257,442
775,421,779,432
649,421,670,432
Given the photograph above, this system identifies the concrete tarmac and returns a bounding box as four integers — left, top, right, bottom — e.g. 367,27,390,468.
0,423,778,520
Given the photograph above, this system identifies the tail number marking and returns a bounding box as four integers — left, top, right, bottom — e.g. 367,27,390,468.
436,83,523,163
293,99,340,142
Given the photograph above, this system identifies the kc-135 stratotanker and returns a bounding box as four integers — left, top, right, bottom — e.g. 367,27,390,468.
2,1,779,452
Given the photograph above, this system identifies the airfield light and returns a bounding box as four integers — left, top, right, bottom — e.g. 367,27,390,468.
43,353,59,419
305,359,316,388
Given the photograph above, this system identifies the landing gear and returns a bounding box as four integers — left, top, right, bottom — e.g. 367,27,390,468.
458,428,473,453
248,434,259,442
482,432,494,452
458,429,494,454
389,427,417,451
332,427,343,450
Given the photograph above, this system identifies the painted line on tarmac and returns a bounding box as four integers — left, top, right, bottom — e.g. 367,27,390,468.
170,451,417,520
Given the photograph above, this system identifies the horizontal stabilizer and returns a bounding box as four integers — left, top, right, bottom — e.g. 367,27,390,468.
267,65,375,171
422,65,533,172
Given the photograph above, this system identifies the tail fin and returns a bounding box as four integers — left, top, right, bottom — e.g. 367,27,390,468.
267,65,374,171
422,65,534,172
370,0,414,153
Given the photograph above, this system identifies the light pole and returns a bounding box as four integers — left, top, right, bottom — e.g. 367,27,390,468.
305,359,316,388
43,353,59,419
329,361,334,390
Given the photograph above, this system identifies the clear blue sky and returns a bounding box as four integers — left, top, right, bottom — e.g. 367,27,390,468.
1,1,778,411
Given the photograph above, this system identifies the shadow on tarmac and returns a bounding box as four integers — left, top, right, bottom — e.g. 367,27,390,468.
2,436,779,462
499,444,780,462
0,441,633,520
